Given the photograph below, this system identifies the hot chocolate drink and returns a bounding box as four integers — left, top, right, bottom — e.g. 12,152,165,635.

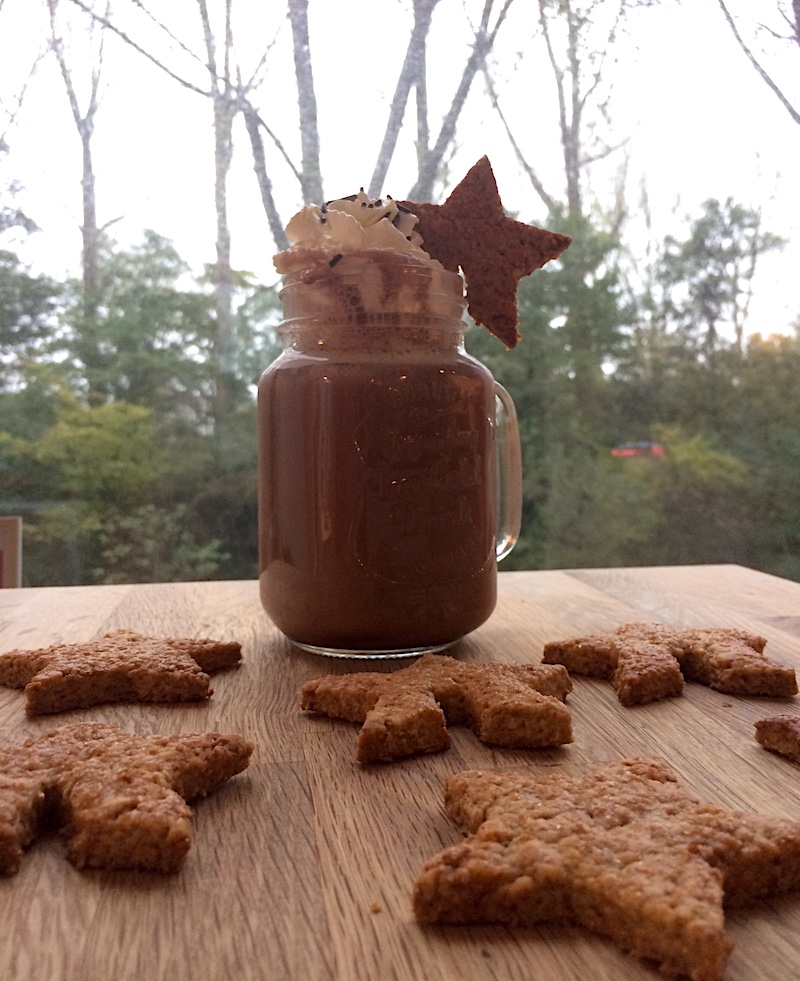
257,277,498,652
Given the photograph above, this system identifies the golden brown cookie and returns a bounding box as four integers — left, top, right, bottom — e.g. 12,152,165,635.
413,758,800,981
398,156,571,348
543,622,795,705
0,629,242,715
301,653,573,763
755,714,800,762
0,722,253,874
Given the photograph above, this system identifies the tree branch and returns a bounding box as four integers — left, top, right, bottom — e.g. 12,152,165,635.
717,0,800,125
242,101,290,252
127,0,209,68
408,0,514,201
47,0,84,130
368,0,440,198
0,39,49,143
65,0,209,96
480,65,557,214
196,0,218,89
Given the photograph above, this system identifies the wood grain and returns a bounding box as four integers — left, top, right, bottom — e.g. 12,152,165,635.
1,565,800,980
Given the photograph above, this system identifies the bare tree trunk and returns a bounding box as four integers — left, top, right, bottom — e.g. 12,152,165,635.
492,0,637,432
368,0,441,198
47,0,107,405
287,0,322,203
538,0,582,217
60,0,283,438
63,0,278,430
197,0,241,448
79,124,99,321
212,95,236,418
242,101,290,251
535,0,630,218
407,0,514,201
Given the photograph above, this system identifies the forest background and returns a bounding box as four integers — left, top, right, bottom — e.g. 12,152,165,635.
1,0,799,587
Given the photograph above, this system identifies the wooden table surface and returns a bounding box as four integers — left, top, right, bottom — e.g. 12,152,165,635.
2,564,800,981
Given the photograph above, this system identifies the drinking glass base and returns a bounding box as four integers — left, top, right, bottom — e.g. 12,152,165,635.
291,639,458,659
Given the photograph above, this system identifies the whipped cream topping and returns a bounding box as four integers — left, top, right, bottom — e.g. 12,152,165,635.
274,190,440,273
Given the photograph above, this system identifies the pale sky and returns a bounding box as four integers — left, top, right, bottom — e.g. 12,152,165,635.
1,0,798,336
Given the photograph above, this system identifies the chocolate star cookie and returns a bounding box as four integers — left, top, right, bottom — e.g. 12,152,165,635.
399,156,571,348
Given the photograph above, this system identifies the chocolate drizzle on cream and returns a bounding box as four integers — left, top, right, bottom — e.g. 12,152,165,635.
321,190,419,238
274,188,444,278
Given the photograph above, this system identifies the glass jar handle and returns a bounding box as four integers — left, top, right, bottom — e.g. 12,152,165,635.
495,382,522,562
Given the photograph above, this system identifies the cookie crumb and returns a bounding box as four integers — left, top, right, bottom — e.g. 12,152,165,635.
755,714,800,763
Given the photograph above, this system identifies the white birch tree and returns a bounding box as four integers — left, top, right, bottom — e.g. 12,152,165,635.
46,0,120,405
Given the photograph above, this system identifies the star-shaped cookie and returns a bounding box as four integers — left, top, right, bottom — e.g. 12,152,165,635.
543,622,796,705
301,653,573,762
414,758,800,981
0,629,242,714
0,722,253,874
399,156,571,348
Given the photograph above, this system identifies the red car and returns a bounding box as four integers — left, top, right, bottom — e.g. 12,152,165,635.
611,441,665,458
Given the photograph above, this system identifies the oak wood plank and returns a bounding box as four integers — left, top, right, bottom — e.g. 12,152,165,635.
1,567,800,980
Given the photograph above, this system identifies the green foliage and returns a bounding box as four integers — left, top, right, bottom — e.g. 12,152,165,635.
0,363,66,440
35,398,162,508
524,445,661,570
0,144,37,236
0,229,280,584
654,198,785,357
2,202,798,587
59,230,219,423
716,330,800,579
93,504,229,584
464,200,795,578
0,251,63,391
629,426,750,566
467,211,634,568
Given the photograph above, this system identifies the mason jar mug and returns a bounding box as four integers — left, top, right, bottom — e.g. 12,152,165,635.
257,257,522,657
